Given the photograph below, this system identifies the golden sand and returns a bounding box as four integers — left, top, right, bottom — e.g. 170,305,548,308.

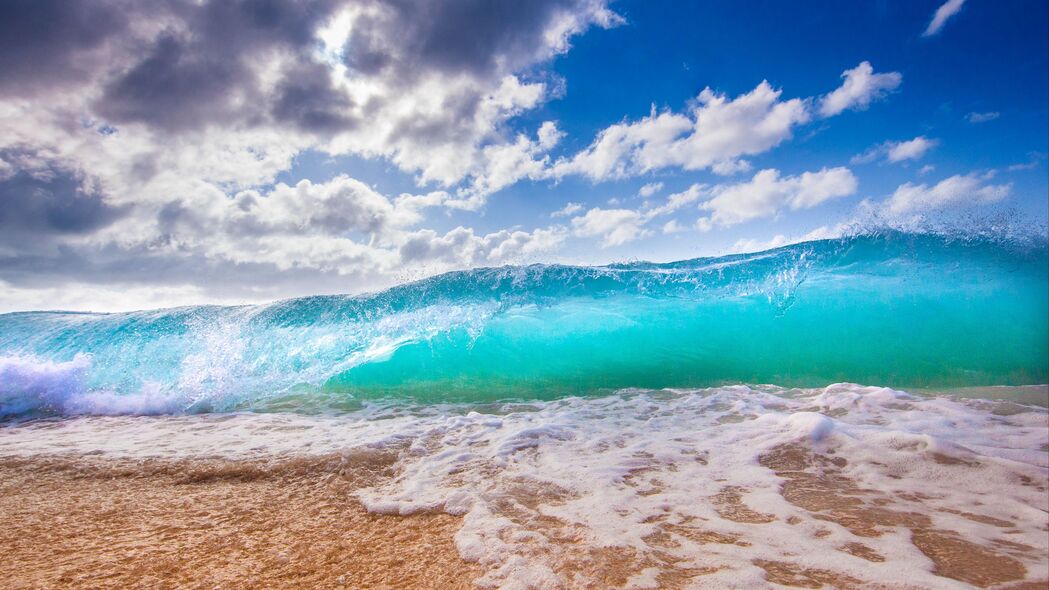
2,444,1046,589
0,453,480,590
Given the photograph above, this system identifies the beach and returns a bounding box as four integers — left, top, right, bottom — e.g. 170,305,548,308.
0,453,479,590
2,385,1046,589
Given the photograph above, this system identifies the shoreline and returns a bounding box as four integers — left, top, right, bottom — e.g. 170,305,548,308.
2,385,1047,589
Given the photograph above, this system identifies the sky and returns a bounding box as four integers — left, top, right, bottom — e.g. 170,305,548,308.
0,0,1046,312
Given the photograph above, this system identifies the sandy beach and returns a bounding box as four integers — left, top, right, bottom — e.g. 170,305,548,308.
0,454,480,590
2,423,1046,589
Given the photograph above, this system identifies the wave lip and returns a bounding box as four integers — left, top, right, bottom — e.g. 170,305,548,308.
1,231,1047,417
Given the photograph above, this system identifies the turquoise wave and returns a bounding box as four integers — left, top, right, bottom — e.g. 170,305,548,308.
1,230,1046,417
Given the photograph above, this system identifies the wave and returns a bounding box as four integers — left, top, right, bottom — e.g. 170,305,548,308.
1,230,1046,417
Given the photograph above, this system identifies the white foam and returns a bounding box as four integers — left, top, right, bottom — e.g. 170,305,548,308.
1,384,1046,588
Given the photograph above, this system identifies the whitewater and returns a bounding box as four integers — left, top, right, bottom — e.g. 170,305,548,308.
1,231,1047,588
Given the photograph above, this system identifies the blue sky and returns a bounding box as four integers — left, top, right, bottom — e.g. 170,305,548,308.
0,0,1046,311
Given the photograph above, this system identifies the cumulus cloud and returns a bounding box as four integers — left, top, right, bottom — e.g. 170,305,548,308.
551,202,584,217
0,0,622,193
852,136,938,164
553,81,810,180
638,182,663,197
554,62,900,182
923,0,966,37
570,208,649,247
564,169,856,246
819,61,902,117
0,149,129,252
696,167,858,230
730,224,846,254
884,173,1011,216
0,0,618,309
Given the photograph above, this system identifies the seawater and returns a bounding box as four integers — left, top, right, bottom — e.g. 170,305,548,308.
0,230,1045,417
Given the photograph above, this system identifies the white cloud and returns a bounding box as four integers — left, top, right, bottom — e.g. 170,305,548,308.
662,219,686,234
570,208,649,247
884,173,1011,216
554,62,899,182
923,0,967,37
696,167,858,230
450,121,565,209
887,136,938,162
642,183,705,218
819,61,902,117
730,224,845,254
711,159,753,176
553,81,810,181
1006,152,1047,171
919,164,936,175
551,202,584,217
398,225,567,266
853,136,938,164
966,111,1000,123
638,182,664,197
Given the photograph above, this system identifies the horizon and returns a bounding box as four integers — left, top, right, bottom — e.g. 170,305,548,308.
1,0,1047,313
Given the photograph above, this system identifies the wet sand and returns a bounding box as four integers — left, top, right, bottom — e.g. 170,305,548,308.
2,446,1046,589
0,454,480,590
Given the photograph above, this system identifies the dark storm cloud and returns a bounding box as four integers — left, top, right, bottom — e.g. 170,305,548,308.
96,0,344,132
345,0,582,78
0,0,130,95
272,61,357,133
0,151,129,246
97,33,252,131
2,0,604,138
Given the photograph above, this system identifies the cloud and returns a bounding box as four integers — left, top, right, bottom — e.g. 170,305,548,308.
1006,152,1047,171
966,111,1000,123
0,0,619,310
0,171,569,311
555,61,899,182
886,136,938,162
638,182,663,197
884,173,1011,216
0,0,130,95
0,150,129,251
819,61,902,117
730,224,845,254
570,208,649,247
398,225,566,266
923,0,966,37
661,219,686,234
696,167,858,230
553,81,810,181
560,167,857,246
1,0,622,194
851,136,938,164
642,183,705,218
551,202,583,217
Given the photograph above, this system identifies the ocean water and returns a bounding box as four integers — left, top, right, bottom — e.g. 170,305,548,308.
0,231,1046,417
1,230,1047,588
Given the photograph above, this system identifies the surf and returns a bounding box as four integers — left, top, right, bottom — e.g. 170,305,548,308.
1,230,1046,418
